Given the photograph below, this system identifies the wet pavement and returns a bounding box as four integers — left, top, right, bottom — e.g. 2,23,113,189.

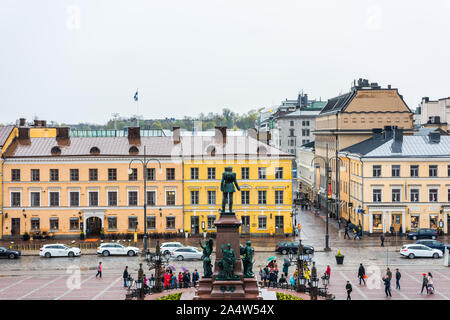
1,206,449,299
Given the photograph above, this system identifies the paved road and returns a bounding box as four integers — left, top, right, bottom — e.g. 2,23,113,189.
1,206,449,300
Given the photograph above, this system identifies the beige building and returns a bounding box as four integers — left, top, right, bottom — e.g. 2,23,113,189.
339,128,450,235
313,79,414,219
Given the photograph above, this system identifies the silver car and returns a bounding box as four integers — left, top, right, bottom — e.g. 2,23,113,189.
171,247,203,261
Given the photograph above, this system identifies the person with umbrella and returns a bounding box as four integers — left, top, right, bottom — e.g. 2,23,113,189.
283,257,290,277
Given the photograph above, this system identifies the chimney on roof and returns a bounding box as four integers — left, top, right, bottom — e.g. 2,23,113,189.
215,126,227,144
19,118,26,127
372,128,383,140
257,131,271,144
393,127,403,143
56,127,70,139
387,84,392,89
428,131,441,143
127,127,140,140
18,127,30,140
383,126,394,139
422,97,429,103
172,126,181,144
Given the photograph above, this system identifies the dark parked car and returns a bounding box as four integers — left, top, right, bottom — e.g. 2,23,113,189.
275,241,314,255
406,228,438,240
415,240,449,253
0,246,21,259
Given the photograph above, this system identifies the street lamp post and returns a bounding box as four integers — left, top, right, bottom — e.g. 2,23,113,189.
295,241,305,292
128,146,162,253
310,261,318,300
311,145,331,252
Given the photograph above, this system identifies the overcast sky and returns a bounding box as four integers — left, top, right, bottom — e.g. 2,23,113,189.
0,0,449,125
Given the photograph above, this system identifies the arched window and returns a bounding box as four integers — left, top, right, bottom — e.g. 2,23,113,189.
51,146,61,155
129,146,139,155
90,147,100,155
206,145,216,156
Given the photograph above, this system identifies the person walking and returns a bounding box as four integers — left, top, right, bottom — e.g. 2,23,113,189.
427,272,434,294
358,263,366,285
395,269,401,290
123,266,129,287
325,265,331,283
344,225,350,239
345,281,352,300
96,262,102,279
386,268,392,281
420,273,428,294
192,269,199,287
380,233,385,247
283,258,290,277
383,276,392,298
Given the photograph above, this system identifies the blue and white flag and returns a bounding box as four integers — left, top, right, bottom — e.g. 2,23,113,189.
133,90,138,101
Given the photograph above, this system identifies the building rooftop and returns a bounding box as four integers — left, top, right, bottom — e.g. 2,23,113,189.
340,130,450,158
0,126,14,149
4,135,293,158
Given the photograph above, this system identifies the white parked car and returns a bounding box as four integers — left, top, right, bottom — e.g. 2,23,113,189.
400,244,443,259
40,244,81,258
171,247,203,261
97,243,139,257
160,242,185,255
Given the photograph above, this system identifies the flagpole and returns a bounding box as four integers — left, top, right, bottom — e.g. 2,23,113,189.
136,88,139,127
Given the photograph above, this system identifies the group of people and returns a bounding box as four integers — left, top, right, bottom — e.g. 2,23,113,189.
343,221,362,240
163,268,200,290
259,259,332,289
122,265,200,291
346,263,435,299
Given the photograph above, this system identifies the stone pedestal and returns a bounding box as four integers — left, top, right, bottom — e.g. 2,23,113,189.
194,212,262,300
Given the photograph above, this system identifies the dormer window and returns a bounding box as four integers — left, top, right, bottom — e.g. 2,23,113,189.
129,146,139,155
90,147,100,155
51,146,61,155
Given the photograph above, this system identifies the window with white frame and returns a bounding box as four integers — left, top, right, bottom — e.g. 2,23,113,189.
11,192,21,207
88,191,98,207
108,191,118,206
258,216,267,229
49,191,60,207
29,191,39,207
275,190,284,204
207,190,216,205
373,189,382,202
70,191,80,207
258,190,267,204
128,191,138,206
191,190,199,205
166,191,176,206
410,189,419,202
392,189,401,202
429,189,438,202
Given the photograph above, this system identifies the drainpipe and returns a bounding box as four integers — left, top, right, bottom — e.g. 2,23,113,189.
1,158,4,240
360,156,364,238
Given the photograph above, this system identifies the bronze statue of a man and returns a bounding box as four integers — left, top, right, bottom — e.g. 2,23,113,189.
220,166,240,213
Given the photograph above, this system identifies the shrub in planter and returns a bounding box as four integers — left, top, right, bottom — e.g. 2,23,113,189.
335,250,344,265
276,292,303,300
156,292,182,300
80,232,85,240
23,232,30,241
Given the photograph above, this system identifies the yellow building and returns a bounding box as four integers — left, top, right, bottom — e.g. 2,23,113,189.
181,127,294,236
1,120,57,239
339,128,450,234
2,126,184,239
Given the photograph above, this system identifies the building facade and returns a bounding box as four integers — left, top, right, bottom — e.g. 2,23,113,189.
313,79,414,219
2,126,184,239
1,125,293,238
339,128,450,234
182,128,294,236
416,97,450,131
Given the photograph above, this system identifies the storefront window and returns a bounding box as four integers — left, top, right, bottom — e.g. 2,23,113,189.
430,215,438,229
373,214,382,230
410,216,419,230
